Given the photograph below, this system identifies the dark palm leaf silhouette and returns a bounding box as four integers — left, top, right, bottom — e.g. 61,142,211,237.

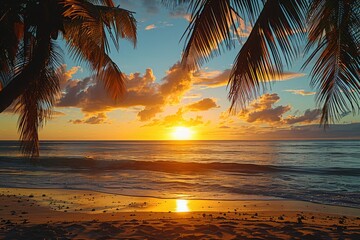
0,0,137,157
163,0,360,125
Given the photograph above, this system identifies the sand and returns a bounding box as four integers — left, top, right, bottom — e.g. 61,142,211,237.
0,188,359,239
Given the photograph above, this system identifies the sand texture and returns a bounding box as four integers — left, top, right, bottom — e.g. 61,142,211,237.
0,188,359,239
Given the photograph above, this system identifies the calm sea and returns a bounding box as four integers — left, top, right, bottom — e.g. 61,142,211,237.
0,140,359,208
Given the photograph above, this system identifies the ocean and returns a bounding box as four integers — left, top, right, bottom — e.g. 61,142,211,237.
0,140,359,208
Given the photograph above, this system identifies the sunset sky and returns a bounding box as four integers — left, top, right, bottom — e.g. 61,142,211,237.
0,0,359,140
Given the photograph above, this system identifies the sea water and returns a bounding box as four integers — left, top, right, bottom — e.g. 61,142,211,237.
0,140,359,207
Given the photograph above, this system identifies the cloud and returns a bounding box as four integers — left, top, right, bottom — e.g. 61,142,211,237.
285,89,316,96
169,5,192,21
119,0,159,14
159,62,192,104
185,98,219,111
192,70,305,89
69,113,110,125
137,106,163,122
220,122,360,140
58,63,193,121
239,93,321,125
255,123,360,140
59,65,82,88
183,94,202,99
145,24,156,30
233,17,252,38
284,109,321,124
240,93,291,124
144,108,206,127
263,72,306,82
193,69,231,88
141,0,159,13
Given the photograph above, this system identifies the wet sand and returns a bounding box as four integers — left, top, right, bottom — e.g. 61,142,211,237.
0,188,359,239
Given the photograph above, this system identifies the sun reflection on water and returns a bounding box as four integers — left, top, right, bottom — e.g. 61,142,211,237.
176,199,189,212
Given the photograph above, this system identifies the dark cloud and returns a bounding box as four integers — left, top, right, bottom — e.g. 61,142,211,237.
118,0,159,14
238,93,322,125
260,123,360,140
284,109,321,124
193,69,231,88
240,93,291,124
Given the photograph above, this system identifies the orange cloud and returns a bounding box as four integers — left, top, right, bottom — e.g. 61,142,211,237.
58,63,193,121
159,63,192,104
185,98,219,111
271,72,306,81
144,108,206,127
59,65,82,88
69,113,110,125
145,24,156,30
137,105,163,122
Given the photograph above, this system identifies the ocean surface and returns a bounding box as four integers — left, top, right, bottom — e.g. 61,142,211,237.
0,140,359,208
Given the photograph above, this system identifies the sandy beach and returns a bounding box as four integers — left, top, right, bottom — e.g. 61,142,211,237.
0,188,359,239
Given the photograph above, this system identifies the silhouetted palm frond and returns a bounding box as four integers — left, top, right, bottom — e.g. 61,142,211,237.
229,0,307,110
15,41,62,156
62,0,136,99
0,0,137,157
303,0,360,125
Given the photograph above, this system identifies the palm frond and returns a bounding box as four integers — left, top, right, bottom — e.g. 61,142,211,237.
228,0,307,111
62,0,137,50
87,0,115,7
230,0,263,26
303,0,360,126
15,41,62,157
63,19,126,99
62,0,136,99
180,0,239,69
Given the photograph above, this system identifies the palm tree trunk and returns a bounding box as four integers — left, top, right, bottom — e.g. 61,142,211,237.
0,0,51,113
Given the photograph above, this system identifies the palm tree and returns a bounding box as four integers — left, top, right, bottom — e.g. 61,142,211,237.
0,0,137,157
164,0,359,125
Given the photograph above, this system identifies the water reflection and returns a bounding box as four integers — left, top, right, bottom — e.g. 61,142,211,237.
176,199,189,212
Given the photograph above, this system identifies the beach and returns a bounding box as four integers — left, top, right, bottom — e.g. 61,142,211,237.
1,188,359,239
1,140,359,239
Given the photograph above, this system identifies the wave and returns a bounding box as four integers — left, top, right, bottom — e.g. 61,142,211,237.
0,156,359,177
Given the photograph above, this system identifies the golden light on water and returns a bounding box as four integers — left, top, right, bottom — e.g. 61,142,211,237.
172,126,192,140
176,199,189,212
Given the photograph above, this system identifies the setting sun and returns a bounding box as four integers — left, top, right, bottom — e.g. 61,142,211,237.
176,199,189,212
172,126,192,140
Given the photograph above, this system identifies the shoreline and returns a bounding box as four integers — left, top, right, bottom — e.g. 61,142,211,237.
1,187,359,239
1,186,359,212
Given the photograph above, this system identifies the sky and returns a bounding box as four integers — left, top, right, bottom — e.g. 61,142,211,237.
0,0,359,140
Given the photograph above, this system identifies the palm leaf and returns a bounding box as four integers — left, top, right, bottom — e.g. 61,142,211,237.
303,0,360,125
15,41,62,157
228,0,307,111
62,0,136,99
179,0,239,69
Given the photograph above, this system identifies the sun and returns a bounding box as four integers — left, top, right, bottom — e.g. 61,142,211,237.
172,126,192,140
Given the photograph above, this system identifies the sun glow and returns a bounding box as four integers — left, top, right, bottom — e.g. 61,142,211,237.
176,199,189,212
172,126,192,140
